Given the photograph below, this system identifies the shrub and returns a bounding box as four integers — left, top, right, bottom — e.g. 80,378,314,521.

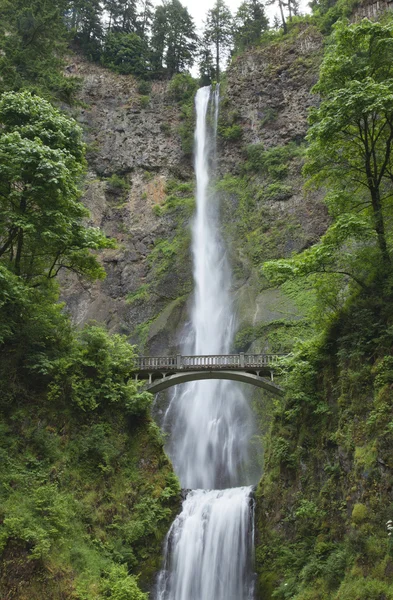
106,174,130,193
351,503,368,524
43,326,152,414
139,95,149,108
137,80,152,95
169,73,198,102
220,124,243,141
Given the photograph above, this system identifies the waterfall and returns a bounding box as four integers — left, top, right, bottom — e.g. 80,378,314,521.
155,86,257,600
156,488,255,600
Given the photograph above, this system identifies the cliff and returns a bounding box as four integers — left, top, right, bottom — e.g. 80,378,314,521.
62,25,329,358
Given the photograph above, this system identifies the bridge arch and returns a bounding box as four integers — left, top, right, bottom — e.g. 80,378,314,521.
145,370,284,396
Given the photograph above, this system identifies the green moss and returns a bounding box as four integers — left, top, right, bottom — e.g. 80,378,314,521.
351,504,368,525
126,284,150,305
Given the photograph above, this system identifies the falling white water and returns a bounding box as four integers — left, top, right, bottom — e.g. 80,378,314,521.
156,488,255,600
162,86,259,490
155,86,258,600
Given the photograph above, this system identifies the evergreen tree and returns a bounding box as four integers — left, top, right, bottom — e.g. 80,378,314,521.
151,0,197,78
67,0,104,59
101,31,150,75
203,0,233,82
106,0,138,33
199,37,216,86
0,0,76,100
137,0,154,39
234,0,269,51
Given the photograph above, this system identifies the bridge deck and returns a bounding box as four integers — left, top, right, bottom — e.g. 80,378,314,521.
134,354,285,396
135,353,283,375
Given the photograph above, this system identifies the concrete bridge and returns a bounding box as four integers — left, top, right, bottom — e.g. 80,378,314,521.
134,353,285,396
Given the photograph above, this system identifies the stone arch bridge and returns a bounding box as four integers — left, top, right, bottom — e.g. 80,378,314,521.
134,353,285,396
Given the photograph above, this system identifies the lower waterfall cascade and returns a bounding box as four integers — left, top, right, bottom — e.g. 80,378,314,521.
155,86,259,600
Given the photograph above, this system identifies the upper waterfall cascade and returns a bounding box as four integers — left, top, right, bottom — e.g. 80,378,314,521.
155,86,258,600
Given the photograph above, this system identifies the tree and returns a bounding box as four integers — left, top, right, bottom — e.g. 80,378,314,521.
0,0,77,101
199,37,216,86
104,0,138,33
101,31,150,76
234,0,269,51
0,92,114,285
266,0,287,34
67,0,104,60
264,19,393,312
151,0,197,78
203,0,233,82
137,0,154,39
305,20,393,268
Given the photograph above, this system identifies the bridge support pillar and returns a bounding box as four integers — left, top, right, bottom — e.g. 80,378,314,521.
240,352,245,367
176,354,181,369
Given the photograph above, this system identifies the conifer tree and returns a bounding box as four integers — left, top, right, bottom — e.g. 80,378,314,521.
151,0,197,78
203,0,233,82
137,0,154,39
0,0,72,98
234,0,269,51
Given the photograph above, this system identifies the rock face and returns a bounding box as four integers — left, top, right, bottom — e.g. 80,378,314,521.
220,25,323,166
63,28,329,354
62,57,193,353
216,26,328,341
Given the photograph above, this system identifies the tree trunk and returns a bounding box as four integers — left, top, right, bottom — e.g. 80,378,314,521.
371,188,390,265
279,1,287,34
14,197,26,276
216,38,220,82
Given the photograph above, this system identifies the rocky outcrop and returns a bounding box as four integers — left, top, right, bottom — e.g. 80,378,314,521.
63,28,329,354
217,26,328,342
353,0,393,20
221,25,323,166
62,57,193,353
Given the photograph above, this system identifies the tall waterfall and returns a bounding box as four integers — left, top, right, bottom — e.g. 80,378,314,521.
155,86,257,600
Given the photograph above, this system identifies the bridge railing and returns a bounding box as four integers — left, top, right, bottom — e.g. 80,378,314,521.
135,353,284,371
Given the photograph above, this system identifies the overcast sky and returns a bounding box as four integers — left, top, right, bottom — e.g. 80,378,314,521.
151,0,310,33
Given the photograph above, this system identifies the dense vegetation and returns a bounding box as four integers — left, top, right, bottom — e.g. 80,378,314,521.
252,18,393,600
0,90,180,598
2,0,393,596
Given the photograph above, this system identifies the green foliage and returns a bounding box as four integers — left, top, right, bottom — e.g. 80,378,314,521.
106,173,131,192
44,325,152,414
305,20,393,267
137,80,152,95
0,0,80,102
351,503,368,525
263,19,393,326
139,95,150,108
0,484,75,559
234,0,269,52
255,279,393,599
0,92,115,285
101,565,147,600
126,284,150,305
177,94,196,156
244,141,304,176
219,124,243,141
202,0,233,81
101,32,150,76
151,0,198,78
168,73,198,103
